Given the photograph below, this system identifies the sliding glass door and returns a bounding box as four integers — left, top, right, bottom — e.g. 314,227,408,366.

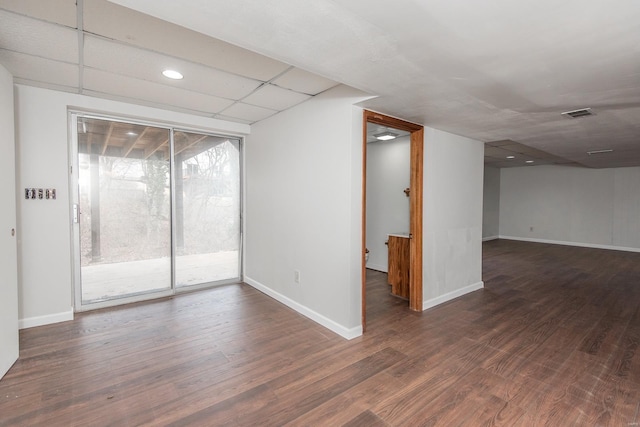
72,115,241,308
173,131,241,288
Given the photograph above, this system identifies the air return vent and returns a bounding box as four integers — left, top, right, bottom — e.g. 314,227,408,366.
561,108,593,118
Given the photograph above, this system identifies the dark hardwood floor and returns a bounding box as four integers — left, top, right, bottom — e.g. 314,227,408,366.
1,239,640,426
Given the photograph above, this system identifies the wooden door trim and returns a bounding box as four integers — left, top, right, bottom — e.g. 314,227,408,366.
362,110,424,332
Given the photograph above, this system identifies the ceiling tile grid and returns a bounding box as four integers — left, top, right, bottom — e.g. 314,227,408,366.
0,49,79,88
241,83,311,111
83,35,263,101
0,0,76,28
0,10,78,63
83,68,236,115
0,0,340,125
82,0,292,82
271,67,339,95
219,102,278,123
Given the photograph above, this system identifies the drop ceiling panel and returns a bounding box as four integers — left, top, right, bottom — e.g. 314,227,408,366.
0,10,78,62
220,102,277,123
214,115,254,125
0,0,76,27
83,0,291,82
84,36,261,100
272,67,338,95
84,68,235,114
242,84,310,111
0,49,78,87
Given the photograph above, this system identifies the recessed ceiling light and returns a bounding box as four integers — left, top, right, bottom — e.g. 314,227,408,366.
374,131,398,141
162,69,183,80
506,155,515,159
587,149,614,155
525,160,534,164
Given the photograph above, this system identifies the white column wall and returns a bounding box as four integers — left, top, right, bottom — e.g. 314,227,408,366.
423,127,485,308
244,85,371,339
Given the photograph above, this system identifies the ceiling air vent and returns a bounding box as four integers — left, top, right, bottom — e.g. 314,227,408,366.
561,108,593,118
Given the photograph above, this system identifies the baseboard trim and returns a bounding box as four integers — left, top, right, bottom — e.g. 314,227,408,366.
19,309,74,330
244,276,362,340
498,235,640,253
423,281,484,311
482,235,499,242
365,263,387,273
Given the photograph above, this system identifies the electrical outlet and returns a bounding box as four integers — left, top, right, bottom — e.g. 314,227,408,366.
529,226,534,232
294,270,300,284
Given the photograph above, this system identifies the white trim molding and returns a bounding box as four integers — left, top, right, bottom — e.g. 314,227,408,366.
244,276,362,340
482,235,499,242
423,281,484,311
498,236,640,253
19,309,74,329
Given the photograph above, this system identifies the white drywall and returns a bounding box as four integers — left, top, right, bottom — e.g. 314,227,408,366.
500,165,640,251
366,135,411,272
423,127,485,305
0,64,19,379
244,85,371,337
482,166,500,239
613,167,640,249
15,82,487,336
14,84,249,327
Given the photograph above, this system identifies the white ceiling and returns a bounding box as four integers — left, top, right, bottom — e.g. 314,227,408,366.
104,0,640,169
1,0,639,168
0,0,338,124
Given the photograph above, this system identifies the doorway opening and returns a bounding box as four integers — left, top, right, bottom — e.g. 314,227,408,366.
362,110,423,331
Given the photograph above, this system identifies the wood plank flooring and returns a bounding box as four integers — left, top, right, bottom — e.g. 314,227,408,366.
1,239,640,426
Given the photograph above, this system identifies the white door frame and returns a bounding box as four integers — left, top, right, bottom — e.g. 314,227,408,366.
0,70,18,379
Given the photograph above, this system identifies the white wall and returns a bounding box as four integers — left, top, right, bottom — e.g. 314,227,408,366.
423,127,485,307
14,82,487,338
14,84,248,328
0,64,19,378
366,135,410,272
482,166,500,240
244,85,371,339
500,165,640,251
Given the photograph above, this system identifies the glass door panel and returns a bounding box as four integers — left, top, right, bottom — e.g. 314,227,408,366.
174,131,241,287
78,117,171,303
